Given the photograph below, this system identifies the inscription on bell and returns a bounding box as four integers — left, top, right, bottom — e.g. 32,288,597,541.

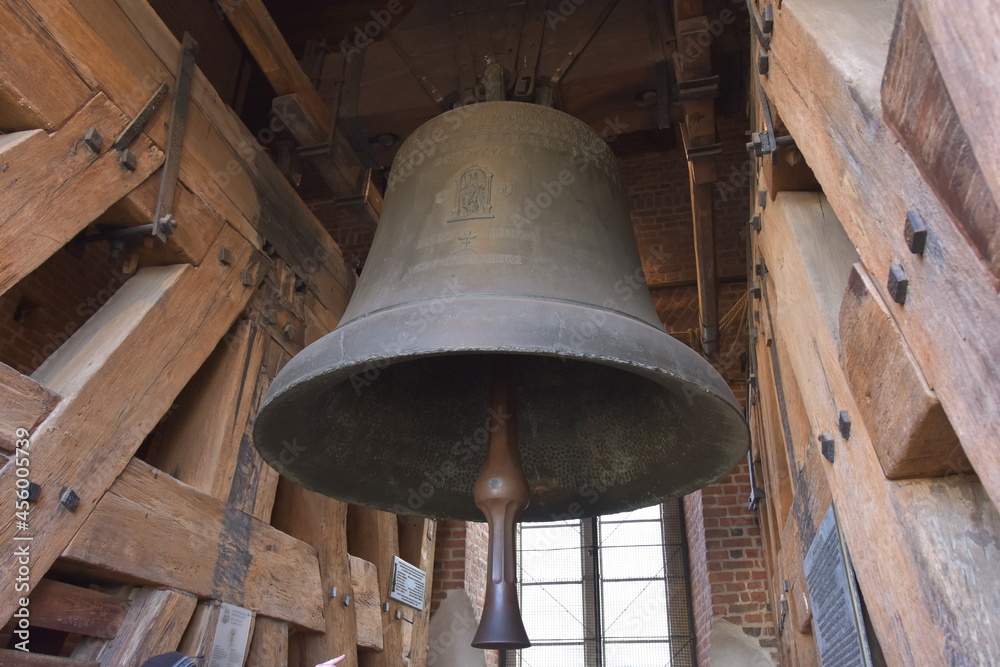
449,165,494,223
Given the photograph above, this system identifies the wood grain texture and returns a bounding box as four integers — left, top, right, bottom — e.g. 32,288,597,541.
397,517,436,665
839,263,967,478
271,481,359,666
245,616,289,667
0,0,91,130
23,0,352,316
62,458,326,631
757,191,1000,665
16,579,130,640
767,0,1000,511
882,0,1000,279
0,225,263,625
350,555,384,651
0,362,58,451
177,600,222,660
347,507,404,667
89,587,196,666
908,0,1000,226
0,93,163,296
0,651,99,666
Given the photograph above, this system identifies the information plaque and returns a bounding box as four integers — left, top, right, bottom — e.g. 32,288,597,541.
389,556,427,610
804,505,873,667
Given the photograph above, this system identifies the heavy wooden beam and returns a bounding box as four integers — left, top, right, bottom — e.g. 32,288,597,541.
0,363,58,452
397,517,436,666
0,94,162,296
757,191,1000,665
14,579,131,640
765,0,1000,509
881,0,1000,279
0,0,91,130
217,0,331,137
23,0,353,315
62,458,326,631
271,481,359,663
908,0,1000,223
0,224,264,625
246,617,289,667
71,587,197,665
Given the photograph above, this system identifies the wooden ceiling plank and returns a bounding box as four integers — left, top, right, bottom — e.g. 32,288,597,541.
383,26,447,109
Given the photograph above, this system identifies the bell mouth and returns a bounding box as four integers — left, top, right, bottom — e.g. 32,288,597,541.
253,295,748,522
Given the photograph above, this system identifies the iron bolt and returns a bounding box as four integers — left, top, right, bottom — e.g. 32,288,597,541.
758,190,768,209
342,594,352,606
329,586,338,599
758,48,769,76
751,281,762,299
218,248,231,265
119,149,137,171
819,434,835,463
887,264,908,304
241,270,253,287
749,214,761,232
904,211,927,255
83,127,103,154
26,482,41,503
838,410,852,440
60,488,80,511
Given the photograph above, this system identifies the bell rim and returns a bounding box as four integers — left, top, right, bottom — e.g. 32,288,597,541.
254,295,749,522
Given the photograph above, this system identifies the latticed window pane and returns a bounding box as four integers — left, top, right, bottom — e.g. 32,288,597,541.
503,500,696,667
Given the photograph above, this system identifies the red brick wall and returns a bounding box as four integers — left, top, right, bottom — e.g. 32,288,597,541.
0,244,126,375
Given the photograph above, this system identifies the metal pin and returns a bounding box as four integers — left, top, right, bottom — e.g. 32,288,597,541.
819,434,835,463
60,488,81,511
119,149,137,171
887,265,908,304
838,410,852,440
218,248,231,265
83,127,103,154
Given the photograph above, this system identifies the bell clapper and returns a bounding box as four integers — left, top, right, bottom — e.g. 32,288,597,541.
471,357,531,650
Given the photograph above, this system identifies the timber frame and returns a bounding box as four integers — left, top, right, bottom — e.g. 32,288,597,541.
746,0,1000,665
0,0,432,664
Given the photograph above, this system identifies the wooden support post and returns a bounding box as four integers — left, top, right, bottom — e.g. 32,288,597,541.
62,458,326,631
177,600,223,659
347,507,404,667
350,555,384,651
757,191,1000,665
150,317,282,522
765,0,1000,509
0,225,264,625
839,264,967,478
690,181,718,355
246,617,289,667
397,517,437,666
271,481,359,665
0,94,163,296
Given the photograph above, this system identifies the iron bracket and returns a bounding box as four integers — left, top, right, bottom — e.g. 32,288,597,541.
113,82,169,152
152,32,198,242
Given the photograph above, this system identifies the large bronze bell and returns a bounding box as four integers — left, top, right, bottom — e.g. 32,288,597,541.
253,101,748,649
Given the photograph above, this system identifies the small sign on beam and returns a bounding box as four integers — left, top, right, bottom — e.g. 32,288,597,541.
389,556,427,610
